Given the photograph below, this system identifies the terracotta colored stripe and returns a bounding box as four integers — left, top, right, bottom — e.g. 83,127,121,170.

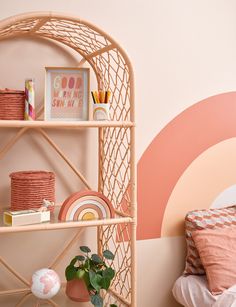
137,92,236,240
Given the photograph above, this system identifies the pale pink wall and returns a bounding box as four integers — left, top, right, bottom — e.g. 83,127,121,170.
1,1,236,307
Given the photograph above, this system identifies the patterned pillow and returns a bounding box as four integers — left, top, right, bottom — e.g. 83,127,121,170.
184,205,236,275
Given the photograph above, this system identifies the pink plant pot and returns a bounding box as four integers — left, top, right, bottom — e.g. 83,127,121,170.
66,279,90,302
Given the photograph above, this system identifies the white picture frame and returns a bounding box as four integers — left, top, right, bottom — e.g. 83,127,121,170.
44,67,90,121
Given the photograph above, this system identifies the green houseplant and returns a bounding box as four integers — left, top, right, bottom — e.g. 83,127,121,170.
65,245,117,307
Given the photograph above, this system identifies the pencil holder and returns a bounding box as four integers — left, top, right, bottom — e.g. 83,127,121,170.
93,103,110,120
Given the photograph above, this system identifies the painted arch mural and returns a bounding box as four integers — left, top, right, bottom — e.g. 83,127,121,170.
137,92,236,240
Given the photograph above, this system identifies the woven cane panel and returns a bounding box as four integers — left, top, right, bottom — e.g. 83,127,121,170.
93,50,131,121
100,127,131,213
0,18,38,38
37,18,109,54
100,224,132,304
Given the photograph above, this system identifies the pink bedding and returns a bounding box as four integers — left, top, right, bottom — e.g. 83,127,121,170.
172,275,236,307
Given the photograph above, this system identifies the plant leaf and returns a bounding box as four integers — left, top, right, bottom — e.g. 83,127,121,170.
100,276,111,290
77,255,85,262
83,271,90,287
91,254,103,264
103,267,115,280
103,250,115,260
80,246,91,253
84,258,91,270
90,293,103,307
65,265,77,281
89,270,102,292
76,269,85,279
69,256,78,266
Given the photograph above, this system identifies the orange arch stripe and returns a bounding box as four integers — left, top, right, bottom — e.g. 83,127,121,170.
137,92,236,240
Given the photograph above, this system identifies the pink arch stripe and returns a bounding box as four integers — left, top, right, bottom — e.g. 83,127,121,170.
137,92,236,240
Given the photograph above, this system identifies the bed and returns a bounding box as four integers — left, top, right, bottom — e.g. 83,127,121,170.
172,275,236,307
172,204,236,307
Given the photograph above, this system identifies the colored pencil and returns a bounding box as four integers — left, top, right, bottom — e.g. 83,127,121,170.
91,90,111,104
91,91,96,104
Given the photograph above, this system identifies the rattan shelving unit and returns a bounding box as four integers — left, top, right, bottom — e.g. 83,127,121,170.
0,12,136,307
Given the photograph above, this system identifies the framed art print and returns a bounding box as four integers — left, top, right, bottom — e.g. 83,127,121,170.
45,67,90,121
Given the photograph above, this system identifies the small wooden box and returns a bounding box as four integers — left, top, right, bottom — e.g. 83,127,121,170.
4,210,50,226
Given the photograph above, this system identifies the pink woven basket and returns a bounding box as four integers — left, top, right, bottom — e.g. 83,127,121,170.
10,171,55,212
0,89,25,120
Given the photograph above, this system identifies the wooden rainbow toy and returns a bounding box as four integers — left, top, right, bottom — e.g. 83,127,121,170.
58,191,114,221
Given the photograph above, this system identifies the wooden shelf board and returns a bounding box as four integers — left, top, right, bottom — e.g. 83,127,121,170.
0,207,133,234
0,287,118,306
0,120,134,129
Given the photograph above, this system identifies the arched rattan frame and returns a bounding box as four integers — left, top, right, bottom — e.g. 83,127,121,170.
0,12,136,307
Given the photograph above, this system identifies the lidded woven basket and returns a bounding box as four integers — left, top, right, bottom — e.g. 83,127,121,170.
0,89,25,120
10,171,55,211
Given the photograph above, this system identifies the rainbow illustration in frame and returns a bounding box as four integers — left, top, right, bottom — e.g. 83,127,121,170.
58,190,114,221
